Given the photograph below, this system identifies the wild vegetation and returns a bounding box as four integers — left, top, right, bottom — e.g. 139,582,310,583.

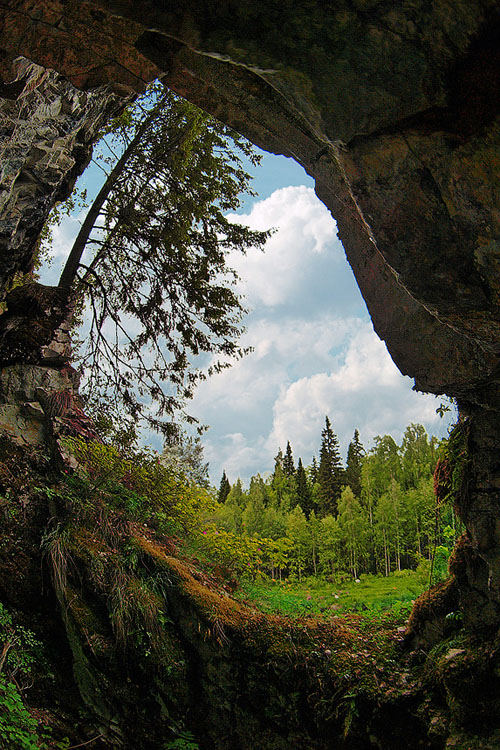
36,82,271,436
208,419,460,596
1,414,497,749
0,435,429,749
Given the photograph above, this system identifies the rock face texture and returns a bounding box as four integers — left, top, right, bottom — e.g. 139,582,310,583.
0,283,101,451
0,57,125,296
0,0,500,649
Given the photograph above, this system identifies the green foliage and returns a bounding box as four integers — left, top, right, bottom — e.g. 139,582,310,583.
62,437,215,534
209,421,459,594
434,420,470,506
198,525,290,579
345,429,364,498
0,603,44,689
317,416,344,516
338,487,369,579
49,82,272,434
283,441,295,477
217,471,231,504
0,677,40,750
431,545,452,585
295,458,312,517
0,603,50,750
164,730,199,749
235,570,426,620
286,506,310,581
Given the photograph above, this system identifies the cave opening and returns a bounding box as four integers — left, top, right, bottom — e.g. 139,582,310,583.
1,2,500,746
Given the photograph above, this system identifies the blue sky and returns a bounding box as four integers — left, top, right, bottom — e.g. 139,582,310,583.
43,147,454,486
187,150,454,484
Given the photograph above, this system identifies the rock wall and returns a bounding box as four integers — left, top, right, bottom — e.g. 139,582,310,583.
0,56,125,296
1,3,500,392
0,1,500,629
0,283,101,451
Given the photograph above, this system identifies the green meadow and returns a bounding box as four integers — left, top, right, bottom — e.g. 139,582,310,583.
234,568,429,620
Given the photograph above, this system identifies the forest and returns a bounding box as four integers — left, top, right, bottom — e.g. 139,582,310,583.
194,417,459,593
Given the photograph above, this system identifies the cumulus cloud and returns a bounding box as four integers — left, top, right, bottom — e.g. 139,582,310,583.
203,432,269,483
227,186,340,308
196,313,449,484
190,186,452,484
264,322,443,465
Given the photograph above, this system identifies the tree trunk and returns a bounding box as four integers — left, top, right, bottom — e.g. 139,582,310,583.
57,112,155,290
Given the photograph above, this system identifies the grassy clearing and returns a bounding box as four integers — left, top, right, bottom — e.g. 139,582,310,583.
234,569,429,621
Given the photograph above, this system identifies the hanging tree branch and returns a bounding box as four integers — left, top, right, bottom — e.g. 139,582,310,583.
46,82,272,433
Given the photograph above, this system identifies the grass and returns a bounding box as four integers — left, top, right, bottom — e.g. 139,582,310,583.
234,569,429,621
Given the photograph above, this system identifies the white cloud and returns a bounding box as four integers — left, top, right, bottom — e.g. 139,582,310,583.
194,315,451,485
203,432,268,483
264,322,444,464
187,183,455,485
227,185,339,307
193,315,361,416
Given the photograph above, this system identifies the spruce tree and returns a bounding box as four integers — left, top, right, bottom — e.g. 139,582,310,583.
47,83,270,434
296,457,313,518
217,470,231,504
283,441,295,477
270,450,286,509
226,478,245,507
310,455,319,485
345,429,365,498
317,416,344,517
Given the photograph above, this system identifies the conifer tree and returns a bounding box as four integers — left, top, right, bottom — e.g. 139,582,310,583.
345,429,365,498
226,478,245,507
274,449,284,473
45,83,270,434
217,470,231,504
317,416,344,517
310,455,319,484
270,449,287,509
283,441,295,477
296,457,313,518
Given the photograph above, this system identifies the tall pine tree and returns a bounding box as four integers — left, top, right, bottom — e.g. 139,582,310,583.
345,429,365,498
310,455,319,484
283,441,295,477
217,470,231,504
296,457,313,517
317,416,344,517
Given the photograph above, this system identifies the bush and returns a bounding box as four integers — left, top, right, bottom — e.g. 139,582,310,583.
61,438,215,534
0,677,39,750
0,603,44,689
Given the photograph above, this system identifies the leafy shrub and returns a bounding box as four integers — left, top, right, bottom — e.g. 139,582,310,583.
198,525,291,579
0,603,44,688
61,438,215,533
0,603,52,749
164,731,199,749
432,545,451,584
0,677,39,750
